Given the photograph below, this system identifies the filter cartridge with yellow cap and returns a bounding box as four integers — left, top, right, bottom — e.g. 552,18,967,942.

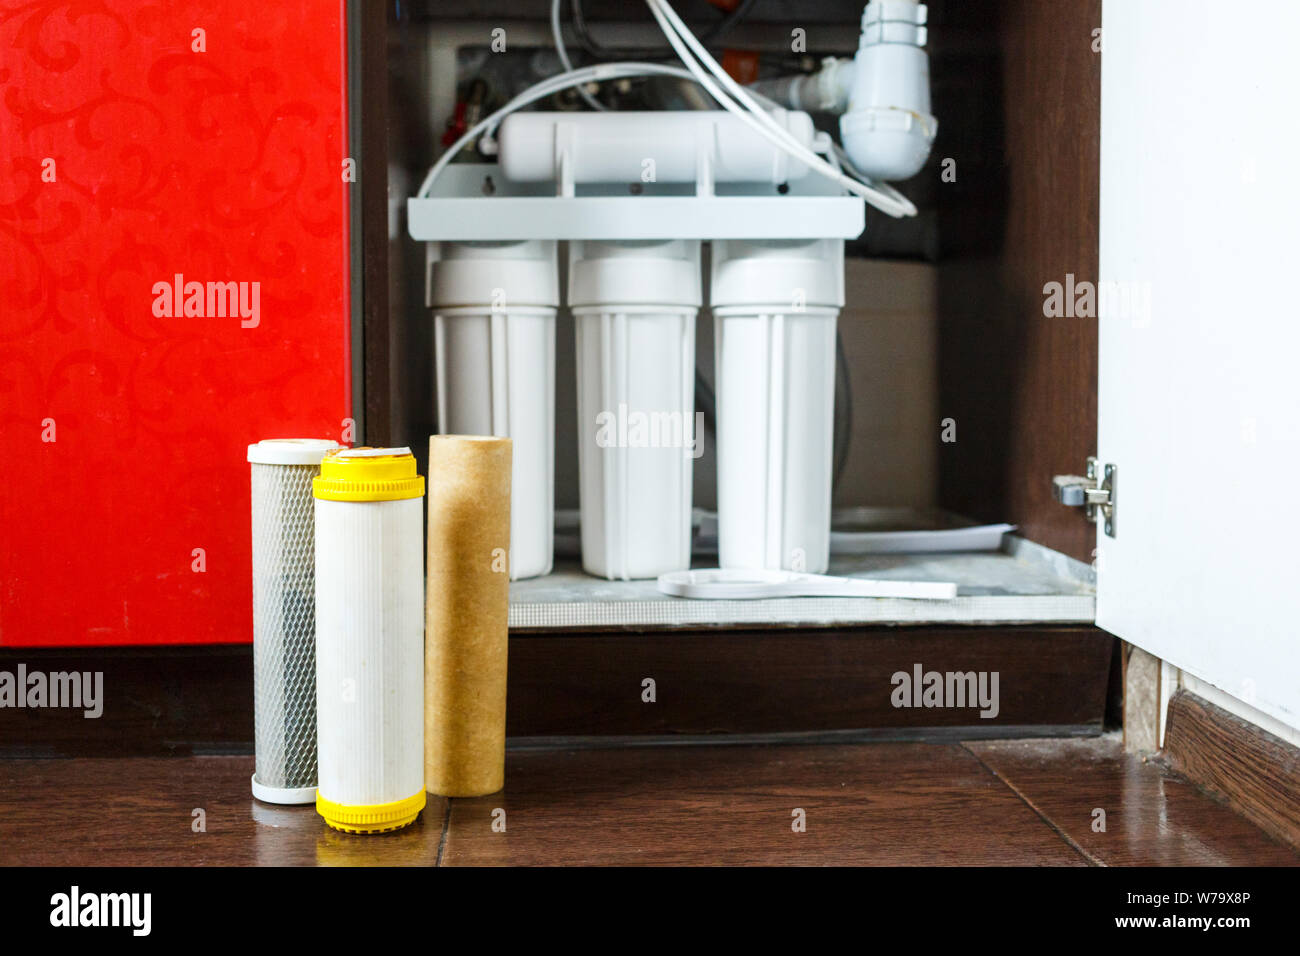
313,447,426,834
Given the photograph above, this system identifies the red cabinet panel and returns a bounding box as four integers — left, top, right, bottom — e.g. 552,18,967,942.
0,1,351,646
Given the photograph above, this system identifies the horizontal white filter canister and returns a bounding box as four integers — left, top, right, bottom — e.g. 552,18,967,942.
314,447,426,834
572,240,701,580
428,240,557,580
712,239,845,574
498,109,816,185
248,438,339,805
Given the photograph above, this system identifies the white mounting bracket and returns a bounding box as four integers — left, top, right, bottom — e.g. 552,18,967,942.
407,165,866,243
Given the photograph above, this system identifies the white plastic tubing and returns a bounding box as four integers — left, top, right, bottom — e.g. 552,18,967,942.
643,0,916,217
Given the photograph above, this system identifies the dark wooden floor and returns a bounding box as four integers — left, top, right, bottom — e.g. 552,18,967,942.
0,735,1294,866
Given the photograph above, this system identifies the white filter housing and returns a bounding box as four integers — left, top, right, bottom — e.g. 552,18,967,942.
711,239,845,574
314,448,425,833
498,109,816,185
428,240,557,580
840,0,937,181
572,240,701,580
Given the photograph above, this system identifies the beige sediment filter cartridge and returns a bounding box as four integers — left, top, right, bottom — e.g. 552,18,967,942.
425,434,512,797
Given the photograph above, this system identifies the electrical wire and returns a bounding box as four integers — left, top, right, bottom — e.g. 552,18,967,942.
694,368,717,437
833,329,853,495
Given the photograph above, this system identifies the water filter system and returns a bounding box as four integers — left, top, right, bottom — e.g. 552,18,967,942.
240,0,941,837
410,0,938,580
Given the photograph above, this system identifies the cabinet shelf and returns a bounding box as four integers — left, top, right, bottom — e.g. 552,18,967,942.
508,523,1095,632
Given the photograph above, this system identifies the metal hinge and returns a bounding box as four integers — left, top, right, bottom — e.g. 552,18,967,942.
1053,456,1116,537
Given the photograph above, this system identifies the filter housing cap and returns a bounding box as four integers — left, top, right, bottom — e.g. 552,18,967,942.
313,447,425,502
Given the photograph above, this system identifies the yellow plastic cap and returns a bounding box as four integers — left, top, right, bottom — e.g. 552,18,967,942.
316,790,426,834
312,447,425,502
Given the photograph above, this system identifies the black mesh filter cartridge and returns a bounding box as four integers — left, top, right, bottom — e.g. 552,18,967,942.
248,438,339,804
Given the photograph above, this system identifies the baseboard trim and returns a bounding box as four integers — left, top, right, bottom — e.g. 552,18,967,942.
1163,690,1300,851
507,724,1104,752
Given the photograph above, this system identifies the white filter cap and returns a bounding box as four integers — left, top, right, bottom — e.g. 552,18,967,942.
428,240,559,310
247,438,341,466
710,239,845,311
569,239,702,310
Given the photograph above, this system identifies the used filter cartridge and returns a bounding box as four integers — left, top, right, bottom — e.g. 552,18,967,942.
314,447,426,833
248,438,339,804
425,434,511,797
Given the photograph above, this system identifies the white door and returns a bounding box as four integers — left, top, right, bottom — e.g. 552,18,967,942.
1098,0,1300,732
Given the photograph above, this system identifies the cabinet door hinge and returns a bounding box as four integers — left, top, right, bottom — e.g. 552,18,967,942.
1053,456,1116,538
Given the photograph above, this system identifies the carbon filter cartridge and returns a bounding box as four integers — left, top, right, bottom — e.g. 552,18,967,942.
248,438,340,804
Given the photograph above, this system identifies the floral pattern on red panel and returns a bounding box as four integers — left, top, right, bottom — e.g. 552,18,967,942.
0,1,351,645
